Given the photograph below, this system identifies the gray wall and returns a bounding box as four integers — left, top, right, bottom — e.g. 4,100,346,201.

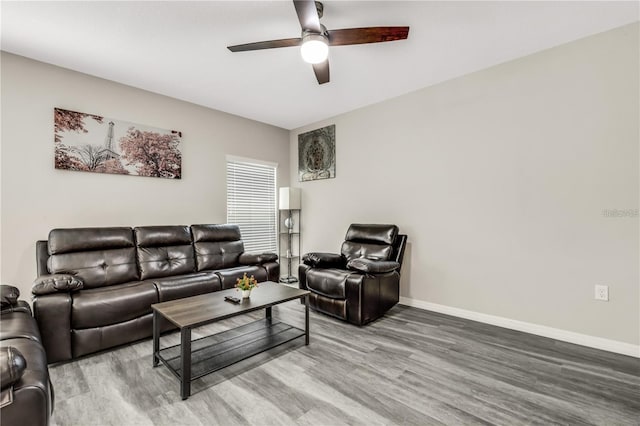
1,52,290,298
290,23,639,345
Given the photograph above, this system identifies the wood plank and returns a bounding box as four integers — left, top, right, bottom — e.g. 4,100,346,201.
49,304,640,425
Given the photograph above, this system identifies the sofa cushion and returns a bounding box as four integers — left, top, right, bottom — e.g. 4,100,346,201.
340,224,398,262
137,246,196,280
47,228,139,289
191,224,241,242
47,228,138,288
340,241,393,262
135,226,196,280
71,281,158,329
48,227,134,254
72,314,153,359
192,224,245,271
48,247,139,289
194,241,244,271
135,225,192,247
148,272,221,302
214,266,267,290
238,252,278,265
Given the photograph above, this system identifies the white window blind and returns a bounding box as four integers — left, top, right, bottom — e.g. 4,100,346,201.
226,157,277,253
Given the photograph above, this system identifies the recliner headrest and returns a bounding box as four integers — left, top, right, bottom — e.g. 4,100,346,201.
344,224,398,245
134,226,191,247
49,227,134,254
191,224,241,243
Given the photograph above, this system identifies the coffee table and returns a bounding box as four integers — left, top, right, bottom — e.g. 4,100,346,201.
151,281,310,399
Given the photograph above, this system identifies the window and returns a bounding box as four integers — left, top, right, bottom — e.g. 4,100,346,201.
226,156,277,253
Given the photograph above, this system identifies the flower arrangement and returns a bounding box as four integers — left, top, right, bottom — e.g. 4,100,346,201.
235,273,259,291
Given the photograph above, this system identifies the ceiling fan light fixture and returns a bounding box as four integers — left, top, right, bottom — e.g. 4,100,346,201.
300,34,329,64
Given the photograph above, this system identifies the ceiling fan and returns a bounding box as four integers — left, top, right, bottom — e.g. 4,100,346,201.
227,0,409,85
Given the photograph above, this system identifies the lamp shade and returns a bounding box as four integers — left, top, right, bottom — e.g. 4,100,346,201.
279,187,301,210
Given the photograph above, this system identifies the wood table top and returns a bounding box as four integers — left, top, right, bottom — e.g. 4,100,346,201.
151,281,309,328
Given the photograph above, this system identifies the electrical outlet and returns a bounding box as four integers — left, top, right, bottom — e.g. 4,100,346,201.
595,285,609,301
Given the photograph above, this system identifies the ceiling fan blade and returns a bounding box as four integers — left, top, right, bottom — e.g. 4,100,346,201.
227,38,302,52
312,59,330,85
293,0,322,33
327,27,409,46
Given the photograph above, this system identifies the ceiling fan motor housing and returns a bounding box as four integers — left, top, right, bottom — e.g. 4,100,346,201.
302,24,328,39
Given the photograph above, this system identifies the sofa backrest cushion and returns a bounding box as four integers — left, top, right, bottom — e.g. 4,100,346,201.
134,226,196,280
47,228,139,289
340,224,399,262
191,224,245,271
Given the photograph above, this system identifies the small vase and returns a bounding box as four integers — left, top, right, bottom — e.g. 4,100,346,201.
241,289,251,299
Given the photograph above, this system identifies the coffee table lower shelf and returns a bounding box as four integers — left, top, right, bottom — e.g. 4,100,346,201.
155,319,305,385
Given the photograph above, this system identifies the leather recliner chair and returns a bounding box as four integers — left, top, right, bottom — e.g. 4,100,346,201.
298,224,407,325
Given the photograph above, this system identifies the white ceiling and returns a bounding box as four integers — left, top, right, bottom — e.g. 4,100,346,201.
1,1,638,129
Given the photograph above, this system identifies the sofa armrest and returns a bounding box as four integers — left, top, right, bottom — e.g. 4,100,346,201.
32,274,83,296
302,252,346,269
0,347,26,392
0,300,32,316
33,293,73,363
238,253,278,265
262,261,280,283
346,258,400,274
1,285,20,310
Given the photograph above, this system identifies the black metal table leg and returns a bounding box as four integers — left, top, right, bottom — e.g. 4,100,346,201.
152,310,159,367
304,294,309,345
266,306,272,322
181,327,191,400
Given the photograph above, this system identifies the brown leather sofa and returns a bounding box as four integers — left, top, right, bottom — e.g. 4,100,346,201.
0,285,53,426
299,224,407,325
33,224,279,364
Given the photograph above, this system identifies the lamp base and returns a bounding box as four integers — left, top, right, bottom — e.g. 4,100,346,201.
279,276,299,284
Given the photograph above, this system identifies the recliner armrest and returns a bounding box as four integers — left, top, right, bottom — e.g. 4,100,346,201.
302,252,346,269
238,252,278,265
32,274,83,296
0,285,20,310
0,347,26,392
347,258,400,274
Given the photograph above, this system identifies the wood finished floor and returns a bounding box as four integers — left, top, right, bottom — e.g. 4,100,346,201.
49,303,640,426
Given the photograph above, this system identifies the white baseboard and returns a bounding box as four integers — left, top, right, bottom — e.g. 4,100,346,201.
399,297,640,358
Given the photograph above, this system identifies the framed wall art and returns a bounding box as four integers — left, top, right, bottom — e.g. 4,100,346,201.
298,124,335,182
54,107,182,179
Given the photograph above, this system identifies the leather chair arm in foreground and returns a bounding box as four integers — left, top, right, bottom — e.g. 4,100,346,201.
0,285,53,426
0,347,27,392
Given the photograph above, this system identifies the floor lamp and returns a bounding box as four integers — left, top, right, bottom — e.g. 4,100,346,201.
279,187,300,284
